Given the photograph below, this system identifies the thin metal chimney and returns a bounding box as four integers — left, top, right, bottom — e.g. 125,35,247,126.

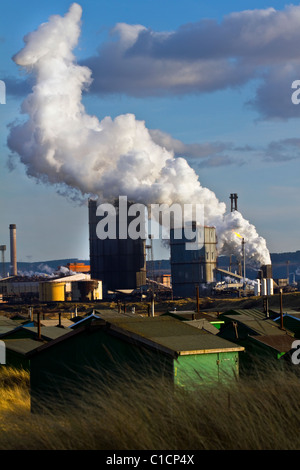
9,224,17,276
0,245,6,278
230,193,238,212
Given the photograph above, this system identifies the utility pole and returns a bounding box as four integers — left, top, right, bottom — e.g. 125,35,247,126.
242,238,246,292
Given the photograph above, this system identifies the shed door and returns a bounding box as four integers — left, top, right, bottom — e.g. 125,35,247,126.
217,352,239,381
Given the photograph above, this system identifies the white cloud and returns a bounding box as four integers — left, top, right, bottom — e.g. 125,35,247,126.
81,4,300,120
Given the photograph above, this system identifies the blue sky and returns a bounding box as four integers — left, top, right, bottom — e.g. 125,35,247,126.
0,0,300,264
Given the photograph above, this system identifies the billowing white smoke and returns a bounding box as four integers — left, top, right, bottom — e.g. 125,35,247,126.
7,3,271,266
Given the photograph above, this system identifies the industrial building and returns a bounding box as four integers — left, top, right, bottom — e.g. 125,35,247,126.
170,223,217,298
88,198,146,293
0,273,102,303
64,262,90,273
254,264,274,296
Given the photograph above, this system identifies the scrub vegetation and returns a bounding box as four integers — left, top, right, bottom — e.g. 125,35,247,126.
1,360,300,450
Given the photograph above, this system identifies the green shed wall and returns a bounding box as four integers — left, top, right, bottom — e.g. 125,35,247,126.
174,351,239,388
30,328,174,411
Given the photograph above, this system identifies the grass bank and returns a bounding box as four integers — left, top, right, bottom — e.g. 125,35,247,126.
0,360,300,450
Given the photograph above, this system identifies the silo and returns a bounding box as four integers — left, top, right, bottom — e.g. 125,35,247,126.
261,278,267,296
39,281,65,302
88,199,146,291
267,278,274,296
254,279,261,296
170,224,217,298
257,264,274,295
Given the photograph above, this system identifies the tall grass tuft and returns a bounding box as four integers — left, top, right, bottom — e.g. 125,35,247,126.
1,360,300,450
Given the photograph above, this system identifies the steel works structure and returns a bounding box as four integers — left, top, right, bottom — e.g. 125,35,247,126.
88,199,146,292
170,224,217,298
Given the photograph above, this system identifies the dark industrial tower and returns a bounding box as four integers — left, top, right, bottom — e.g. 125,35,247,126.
88,199,146,292
170,223,217,298
230,193,238,212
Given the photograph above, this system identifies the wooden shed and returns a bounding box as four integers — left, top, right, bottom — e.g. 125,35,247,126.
24,316,244,411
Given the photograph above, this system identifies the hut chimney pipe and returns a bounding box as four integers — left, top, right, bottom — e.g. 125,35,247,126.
280,289,284,330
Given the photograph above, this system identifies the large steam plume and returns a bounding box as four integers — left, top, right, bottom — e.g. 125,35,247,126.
7,3,271,266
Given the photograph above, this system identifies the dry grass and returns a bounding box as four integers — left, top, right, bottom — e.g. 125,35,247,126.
1,360,300,450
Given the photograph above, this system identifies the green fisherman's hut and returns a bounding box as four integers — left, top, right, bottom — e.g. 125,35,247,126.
25,316,244,411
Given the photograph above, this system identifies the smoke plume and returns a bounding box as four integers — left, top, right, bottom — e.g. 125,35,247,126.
7,3,271,266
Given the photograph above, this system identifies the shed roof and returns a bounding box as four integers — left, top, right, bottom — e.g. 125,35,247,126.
4,338,47,355
248,334,295,353
186,319,220,335
270,309,300,317
69,310,137,328
1,325,70,342
0,326,18,336
22,326,70,341
39,319,74,328
20,316,244,359
0,316,24,327
106,316,244,356
222,308,269,320
223,314,293,337
165,310,221,323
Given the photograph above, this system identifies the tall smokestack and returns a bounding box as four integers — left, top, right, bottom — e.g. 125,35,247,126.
230,193,238,212
9,224,17,276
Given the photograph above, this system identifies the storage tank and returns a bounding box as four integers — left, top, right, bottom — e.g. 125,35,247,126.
39,281,65,302
88,199,146,291
261,278,267,296
267,278,274,296
254,279,261,296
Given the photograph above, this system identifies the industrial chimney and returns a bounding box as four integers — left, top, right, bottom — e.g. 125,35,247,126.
230,193,238,212
9,224,17,276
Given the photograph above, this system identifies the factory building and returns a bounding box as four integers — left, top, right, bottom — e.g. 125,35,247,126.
170,224,217,298
65,262,90,273
88,199,146,292
0,273,102,303
254,264,274,296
